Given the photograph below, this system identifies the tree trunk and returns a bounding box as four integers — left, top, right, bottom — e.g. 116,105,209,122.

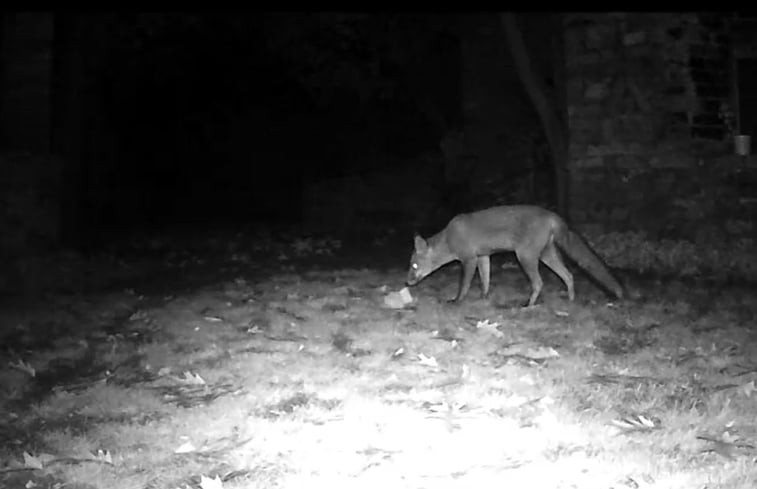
499,12,569,217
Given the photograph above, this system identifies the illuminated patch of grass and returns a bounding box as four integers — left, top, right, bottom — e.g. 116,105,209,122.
1,260,756,488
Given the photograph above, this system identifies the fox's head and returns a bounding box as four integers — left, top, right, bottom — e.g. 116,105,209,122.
406,234,435,286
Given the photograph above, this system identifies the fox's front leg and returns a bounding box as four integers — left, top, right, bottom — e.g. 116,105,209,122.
450,258,477,303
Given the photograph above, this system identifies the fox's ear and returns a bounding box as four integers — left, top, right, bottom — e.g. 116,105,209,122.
413,234,428,251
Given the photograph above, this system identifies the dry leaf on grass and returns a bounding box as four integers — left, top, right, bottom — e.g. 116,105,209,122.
9,359,35,377
200,474,224,489
476,319,503,337
417,353,439,368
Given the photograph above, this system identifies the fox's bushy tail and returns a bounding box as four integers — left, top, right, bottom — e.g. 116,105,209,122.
554,225,623,299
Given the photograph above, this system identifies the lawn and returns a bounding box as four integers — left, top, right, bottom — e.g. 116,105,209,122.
1,230,756,489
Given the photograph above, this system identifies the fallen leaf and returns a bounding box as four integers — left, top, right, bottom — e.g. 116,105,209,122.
200,474,224,489
476,319,503,337
740,380,755,397
9,359,35,377
174,441,196,454
23,452,43,470
176,371,206,385
417,353,439,368
94,449,113,464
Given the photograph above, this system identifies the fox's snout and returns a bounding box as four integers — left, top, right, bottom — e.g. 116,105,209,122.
406,270,421,286
406,263,426,286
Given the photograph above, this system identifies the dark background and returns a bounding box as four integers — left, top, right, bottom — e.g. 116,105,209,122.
2,12,756,299
38,13,503,241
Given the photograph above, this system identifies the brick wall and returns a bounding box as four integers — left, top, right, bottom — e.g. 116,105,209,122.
564,12,755,240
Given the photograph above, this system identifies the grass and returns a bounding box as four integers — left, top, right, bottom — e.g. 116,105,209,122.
1,233,756,488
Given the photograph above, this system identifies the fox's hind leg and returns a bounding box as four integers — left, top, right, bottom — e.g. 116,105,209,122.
515,248,543,307
540,241,575,301
476,256,491,298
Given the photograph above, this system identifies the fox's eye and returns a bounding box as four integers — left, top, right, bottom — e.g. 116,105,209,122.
412,264,418,270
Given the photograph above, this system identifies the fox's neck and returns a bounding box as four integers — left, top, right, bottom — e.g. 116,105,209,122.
427,230,457,267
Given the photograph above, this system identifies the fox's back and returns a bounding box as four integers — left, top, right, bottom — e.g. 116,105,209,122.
445,205,561,257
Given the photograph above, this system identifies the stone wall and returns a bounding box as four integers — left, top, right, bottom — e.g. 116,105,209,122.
564,12,755,240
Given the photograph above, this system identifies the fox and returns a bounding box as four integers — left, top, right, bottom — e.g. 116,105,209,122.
406,205,623,306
